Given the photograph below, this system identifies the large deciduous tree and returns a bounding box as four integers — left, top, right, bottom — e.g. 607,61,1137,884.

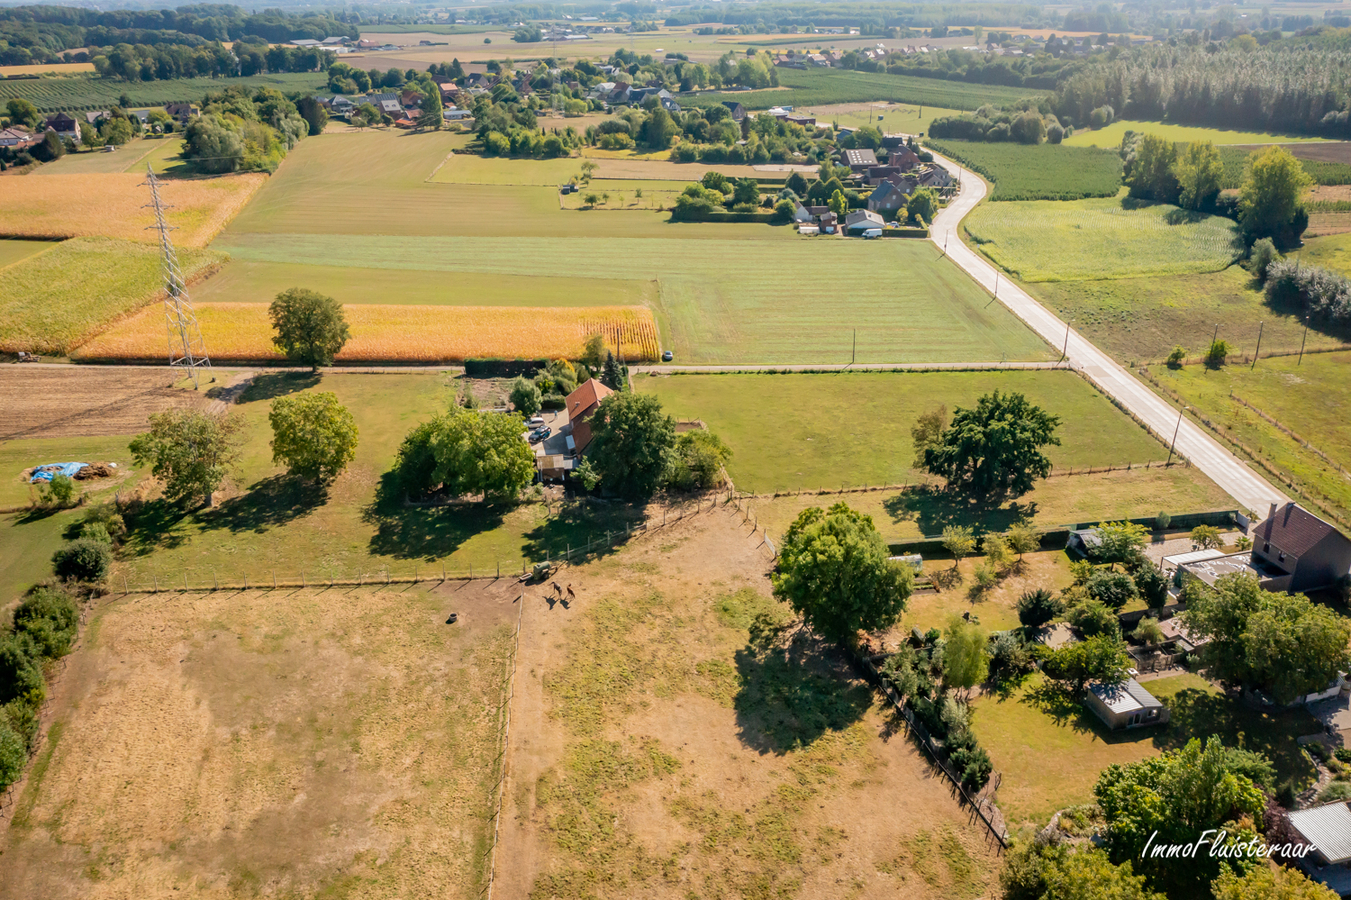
392,408,535,501
943,615,989,697
922,391,1061,497
586,392,674,501
1095,737,1268,896
1175,139,1223,210
130,409,241,507
269,287,350,370
268,391,358,483
1041,633,1129,696
773,502,913,643
1240,146,1312,244
1184,573,1351,704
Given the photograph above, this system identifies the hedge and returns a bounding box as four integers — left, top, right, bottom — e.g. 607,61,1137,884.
881,227,930,238
463,358,547,378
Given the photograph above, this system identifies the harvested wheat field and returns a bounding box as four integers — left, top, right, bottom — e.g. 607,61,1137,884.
0,581,517,900
75,303,662,362
0,366,210,441
497,506,1001,899
0,173,265,248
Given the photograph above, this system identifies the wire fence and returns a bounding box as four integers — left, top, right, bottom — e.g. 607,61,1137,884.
1229,392,1349,478
851,648,1009,851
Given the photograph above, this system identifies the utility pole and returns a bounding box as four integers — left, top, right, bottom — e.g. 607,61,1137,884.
1059,318,1074,364
851,329,856,365
1211,323,1219,352
1252,321,1264,369
144,165,211,388
1166,405,1188,467
1298,315,1309,365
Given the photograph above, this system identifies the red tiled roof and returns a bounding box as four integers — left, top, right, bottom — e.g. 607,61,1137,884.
565,378,613,418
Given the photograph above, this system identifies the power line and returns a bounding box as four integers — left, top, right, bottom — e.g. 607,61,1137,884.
144,163,212,388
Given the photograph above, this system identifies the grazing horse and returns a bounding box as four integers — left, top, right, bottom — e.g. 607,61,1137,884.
566,584,576,601
550,581,563,597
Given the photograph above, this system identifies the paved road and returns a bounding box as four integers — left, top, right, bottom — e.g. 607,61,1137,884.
928,152,1287,515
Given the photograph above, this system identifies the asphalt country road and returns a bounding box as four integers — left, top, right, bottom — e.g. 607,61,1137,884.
928,152,1287,516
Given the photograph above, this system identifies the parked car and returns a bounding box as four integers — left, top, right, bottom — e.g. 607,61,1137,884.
529,427,551,443
661,350,673,362
526,416,546,428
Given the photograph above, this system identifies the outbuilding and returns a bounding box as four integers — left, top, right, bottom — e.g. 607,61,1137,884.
1085,678,1169,730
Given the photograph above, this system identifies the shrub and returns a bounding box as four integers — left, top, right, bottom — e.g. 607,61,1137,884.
1335,747,1351,764
1132,617,1165,645
1320,781,1351,803
1017,588,1063,629
1250,237,1280,281
509,376,542,416
0,717,24,789
13,586,79,659
1166,346,1186,368
1205,339,1230,369
1264,260,1351,323
1068,599,1121,638
80,503,125,542
1155,511,1171,531
1046,122,1064,144
38,473,76,508
1134,566,1170,608
988,631,1036,683
973,562,997,591
52,539,112,582
79,522,113,545
951,744,992,791
1087,570,1138,610
1089,105,1114,129
0,633,44,706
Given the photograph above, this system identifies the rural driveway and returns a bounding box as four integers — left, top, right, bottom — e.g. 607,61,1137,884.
927,152,1287,515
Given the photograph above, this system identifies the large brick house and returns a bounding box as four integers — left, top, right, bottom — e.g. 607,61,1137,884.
1252,502,1351,593
564,379,614,454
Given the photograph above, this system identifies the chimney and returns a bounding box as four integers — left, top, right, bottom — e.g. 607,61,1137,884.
1268,502,1278,522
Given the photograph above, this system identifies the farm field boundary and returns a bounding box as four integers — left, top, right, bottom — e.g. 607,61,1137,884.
686,67,1038,112
0,72,328,112
1063,119,1328,149
74,302,662,363
925,138,1122,201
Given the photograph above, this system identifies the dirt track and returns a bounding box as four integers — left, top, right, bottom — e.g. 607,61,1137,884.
0,367,210,440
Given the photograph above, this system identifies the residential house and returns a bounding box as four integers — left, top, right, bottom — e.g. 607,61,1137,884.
1085,678,1170,730
865,165,904,185
444,109,474,121
806,53,831,67
888,144,921,170
83,110,109,127
844,209,885,233
438,83,460,103
608,82,631,103
786,114,816,128
164,103,198,124
399,90,424,109
328,95,355,115
0,127,37,149
916,165,955,190
722,101,748,122
818,210,838,233
866,178,914,216
43,112,80,142
1285,802,1351,896
563,379,614,454
842,148,879,172
881,133,910,150
1253,502,1351,593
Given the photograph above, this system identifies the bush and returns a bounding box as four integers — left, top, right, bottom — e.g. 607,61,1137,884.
0,633,44,706
52,538,112,583
1134,566,1170,608
1166,346,1186,368
1320,781,1351,803
1016,588,1063,629
988,631,1036,684
13,586,79,659
950,744,992,791
38,473,76,508
1086,570,1138,610
1068,599,1121,638
1250,237,1280,281
1335,747,1351,764
1264,260,1351,324
79,522,113,545
1089,105,1114,129
80,503,125,542
509,376,542,416
0,716,24,790
1205,339,1230,369
1046,122,1064,144
1155,511,1171,531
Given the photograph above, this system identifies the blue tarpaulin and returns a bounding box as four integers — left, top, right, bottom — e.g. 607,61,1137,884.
30,462,87,483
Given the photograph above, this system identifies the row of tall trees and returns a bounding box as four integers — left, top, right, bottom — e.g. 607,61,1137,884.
182,86,308,173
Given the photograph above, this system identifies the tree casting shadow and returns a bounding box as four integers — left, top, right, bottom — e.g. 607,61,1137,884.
197,474,330,535
733,616,872,755
362,472,505,562
237,371,322,404
882,485,1037,537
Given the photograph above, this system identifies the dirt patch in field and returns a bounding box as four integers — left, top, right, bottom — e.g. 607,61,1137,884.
497,504,1001,899
1307,212,1351,237
0,367,210,440
0,579,518,900
1231,142,1351,164
1309,185,1351,203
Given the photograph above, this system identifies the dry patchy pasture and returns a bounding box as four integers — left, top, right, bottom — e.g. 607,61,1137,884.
499,505,1001,899
74,302,661,362
0,581,516,900
0,172,264,247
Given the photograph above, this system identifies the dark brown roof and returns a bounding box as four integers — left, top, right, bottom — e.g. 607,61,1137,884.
1257,503,1346,556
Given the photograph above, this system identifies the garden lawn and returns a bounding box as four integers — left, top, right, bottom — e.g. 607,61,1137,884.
1063,119,1326,149
925,139,1122,201
1146,352,1351,525
637,371,1172,494
973,671,1320,829
1029,268,1351,364
898,550,1075,635
750,466,1233,545
0,237,226,355
108,372,650,589
31,138,169,176
964,198,1242,281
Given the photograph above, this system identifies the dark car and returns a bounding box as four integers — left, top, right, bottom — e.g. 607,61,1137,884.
529,426,552,443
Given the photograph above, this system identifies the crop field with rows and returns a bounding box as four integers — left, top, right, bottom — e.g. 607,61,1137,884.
73,303,661,362
0,238,226,354
0,72,327,112
686,68,1037,113
965,198,1242,281
0,172,265,247
926,139,1123,201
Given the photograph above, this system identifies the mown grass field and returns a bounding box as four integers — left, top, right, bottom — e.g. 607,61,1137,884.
1063,119,1327,149
0,171,264,247
637,371,1172,494
0,237,226,354
31,137,182,176
964,197,1242,281
1029,268,1351,364
0,239,50,270
688,67,1039,112
212,129,1053,365
0,582,511,900
0,72,327,112
973,672,1319,829
75,302,661,362
1147,351,1351,525
750,466,1232,544
925,139,1122,201
1303,230,1351,276
784,101,963,135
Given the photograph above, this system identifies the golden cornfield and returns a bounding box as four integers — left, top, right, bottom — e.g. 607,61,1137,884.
0,173,265,248
74,303,662,362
